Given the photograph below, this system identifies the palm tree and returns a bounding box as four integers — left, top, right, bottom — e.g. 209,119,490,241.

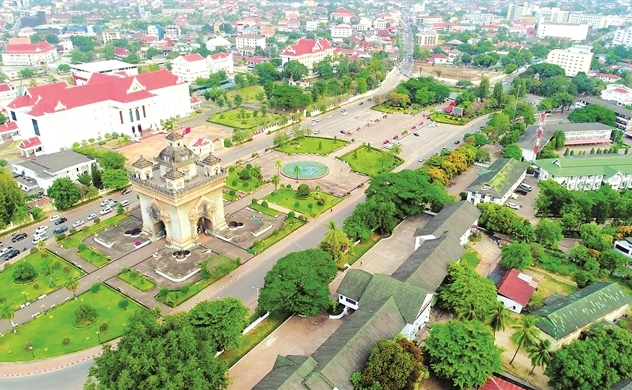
275,159,282,176
271,175,280,190
389,144,402,156
487,303,511,333
66,280,79,299
320,221,350,262
456,303,484,322
293,165,300,181
510,315,540,365
527,339,552,374
0,304,15,332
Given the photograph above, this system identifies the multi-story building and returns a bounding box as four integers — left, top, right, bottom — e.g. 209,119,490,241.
207,52,233,74
545,45,593,77
575,96,632,132
12,150,96,192
1,38,58,66
0,83,18,107
114,47,131,61
280,38,335,74
613,27,632,47
416,30,439,46
373,19,388,30
235,34,265,49
537,155,632,191
170,53,234,82
69,60,139,86
507,2,533,20
147,25,163,39
160,8,195,15
101,29,120,45
418,15,444,25
567,12,609,29
331,24,353,39
465,158,527,206
305,20,318,31
164,25,181,38
6,70,192,157
537,21,590,41
330,7,354,23
601,84,632,107
537,7,570,23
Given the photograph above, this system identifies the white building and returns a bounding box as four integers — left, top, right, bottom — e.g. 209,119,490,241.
12,150,95,192
1,40,59,67
614,238,632,259
536,155,632,191
466,158,527,206
416,30,439,46
6,70,192,157
102,29,120,44
497,269,535,314
507,2,532,20
575,96,632,132
536,21,590,41
171,52,234,83
413,201,480,248
373,19,388,30
601,84,632,107
235,34,265,49
205,36,232,51
613,27,632,48
69,60,139,86
280,38,335,73
305,20,318,31
164,25,181,38
0,83,18,107
330,24,353,39
545,45,593,77
567,12,609,29
537,7,570,23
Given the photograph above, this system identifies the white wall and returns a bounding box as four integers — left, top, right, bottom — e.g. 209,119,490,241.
497,295,524,313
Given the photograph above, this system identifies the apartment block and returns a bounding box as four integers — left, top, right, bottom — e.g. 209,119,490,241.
545,45,593,77
537,21,590,41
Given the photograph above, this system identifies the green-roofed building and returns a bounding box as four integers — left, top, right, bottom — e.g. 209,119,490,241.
536,155,632,191
533,282,631,350
466,158,528,205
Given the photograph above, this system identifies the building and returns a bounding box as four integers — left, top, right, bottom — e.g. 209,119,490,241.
330,7,354,23
207,52,233,74
538,7,570,23
480,376,527,390
160,8,196,15
416,30,439,46
507,2,532,21
413,201,480,247
69,60,139,86
496,269,536,314
101,29,120,44
130,132,226,248
418,15,443,25
465,158,528,206
164,25,181,38
114,47,131,61
545,45,593,77
1,38,58,66
575,96,632,132
280,38,335,73
0,83,18,107
373,19,388,30
533,282,631,350
330,24,353,39
536,22,590,41
147,25,163,39
205,36,232,51
170,53,233,83
567,12,609,29
235,34,265,49
537,155,632,191
601,84,632,107
614,238,632,258
12,150,95,192
613,27,632,47
6,70,192,157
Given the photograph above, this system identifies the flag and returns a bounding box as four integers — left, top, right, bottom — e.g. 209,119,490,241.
182,127,191,136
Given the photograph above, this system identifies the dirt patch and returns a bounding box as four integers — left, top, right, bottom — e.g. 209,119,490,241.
415,64,499,81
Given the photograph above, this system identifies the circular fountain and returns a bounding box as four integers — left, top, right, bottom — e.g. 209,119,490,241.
227,221,245,230
281,161,330,180
124,228,143,238
172,250,192,261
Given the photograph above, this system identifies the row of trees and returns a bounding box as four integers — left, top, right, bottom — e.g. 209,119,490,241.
386,76,451,108
0,169,31,230
418,143,490,185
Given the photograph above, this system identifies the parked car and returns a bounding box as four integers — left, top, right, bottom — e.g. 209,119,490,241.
100,199,112,207
32,234,47,245
121,188,132,195
100,207,112,216
515,188,528,196
34,225,48,235
413,132,420,136
359,102,364,105
87,214,97,221
342,112,348,116
120,200,129,207
53,226,68,235
0,247,12,256
393,135,399,140
313,129,320,135
73,220,84,228
11,233,27,243
383,139,390,144
3,249,20,260
55,217,68,225
506,202,520,210
340,130,346,134
107,200,118,207
326,115,332,119
418,157,425,162
411,125,417,130
49,215,60,222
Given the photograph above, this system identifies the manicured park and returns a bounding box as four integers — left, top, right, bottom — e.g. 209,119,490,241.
58,214,129,248
226,166,265,193
0,286,143,362
227,85,264,101
429,112,469,125
117,269,156,292
76,246,111,267
275,136,349,156
250,217,305,254
263,188,341,217
339,146,404,177
0,250,84,310
208,108,280,130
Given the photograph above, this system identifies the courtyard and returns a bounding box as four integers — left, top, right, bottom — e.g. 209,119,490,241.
219,207,287,250
275,136,350,156
90,213,150,260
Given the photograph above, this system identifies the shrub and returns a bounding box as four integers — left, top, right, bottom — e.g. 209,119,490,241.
229,189,236,196
251,198,258,205
262,201,269,208
33,283,39,290
243,182,249,188
62,337,70,345
93,217,101,224
288,211,295,218
12,262,38,283
231,179,238,186
63,266,70,274
246,163,252,170
75,303,98,325
158,287,169,297
229,166,236,173
118,299,129,310
294,201,300,207
316,198,325,206
88,138,95,143
53,261,61,269
30,247,39,254
78,243,88,251
99,323,109,332
224,139,233,147
286,184,292,189
297,184,311,198
55,232,67,240
308,203,314,209
90,283,101,293
69,228,77,234
180,285,190,294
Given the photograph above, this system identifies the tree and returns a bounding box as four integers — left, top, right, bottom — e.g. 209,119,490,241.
258,249,337,317
510,316,540,365
77,172,92,187
545,326,632,390
233,94,243,108
500,242,533,271
315,60,334,78
57,64,71,73
91,164,103,189
75,303,98,325
478,77,490,99
101,169,129,189
438,262,498,320
425,320,503,389
188,298,249,352
18,68,35,78
85,310,229,390
492,82,505,107
275,159,282,176
502,144,523,160
268,85,312,110
527,339,552,374
271,175,280,190
0,169,30,229
296,183,310,197
47,178,82,210
0,304,15,330
98,151,126,170
253,62,282,84
534,219,563,250
13,262,37,283
66,280,79,299
355,338,428,390
122,53,141,65
568,105,616,126
118,299,129,310
319,221,350,262
538,97,557,112
552,92,575,113
487,302,511,333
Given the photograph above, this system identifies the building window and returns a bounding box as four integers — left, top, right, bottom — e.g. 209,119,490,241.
10,111,16,121
129,109,134,122
135,108,140,121
119,111,124,124
142,105,146,118
32,119,40,136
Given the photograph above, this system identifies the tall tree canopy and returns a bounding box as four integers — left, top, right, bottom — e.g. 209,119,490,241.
568,105,616,127
0,169,30,228
188,298,249,352
438,262,498,320
47,177,82,210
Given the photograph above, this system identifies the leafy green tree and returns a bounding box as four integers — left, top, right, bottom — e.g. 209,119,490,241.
57,64,71,73
545,326,632,390
491,82,505,107
510,316,540,364
13,262,37,283
537,97,557,112
282,60,309,81
77,172,92,187
233,94,243,107
85,310,229,390
258,249,337,317
487,302,511,333
65,280,79,299
500,242,533,271
268,85,312,110
0,169,30,229
568,105,616,126
18,68,35,78
534,219,564,250
552,92,575,113
98,151,126,170
91,164,103,189
478,77,490,99
0,304,15,329
502,144,523,160
425,320,503,389
101,169,129,189
75,303,98,325
438,262,498,320
188,298,248,352
319,221,351,262
528,339,552,374
47,177,82,210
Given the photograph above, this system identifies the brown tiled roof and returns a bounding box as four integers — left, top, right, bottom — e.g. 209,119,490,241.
164,169,184,180
132,155,153,169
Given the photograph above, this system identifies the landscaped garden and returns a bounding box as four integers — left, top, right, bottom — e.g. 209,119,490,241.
429,112,470,125
263,186,341,218
226,85,264,101
208,108,280,130
76,244,110,267
117,269,156,292
58,214,129,248
339,146,404,177
250,216,306,254
0,285,144,362
223,190,238,202
0,250,84,310
225,165,265,193
275,136,349,156
155,254,241,307
336,233,383,269
372,104,420,115
250,200,281,218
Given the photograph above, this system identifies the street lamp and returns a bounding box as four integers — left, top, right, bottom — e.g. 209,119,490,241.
29,345,34,358
96,331,100,343
41,304,45,314
97,275,101,283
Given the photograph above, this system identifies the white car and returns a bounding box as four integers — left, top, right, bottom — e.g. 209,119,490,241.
506,202,520,210
342,112,348,116
100,199,112,207
73,220,84,228
326,115,332,119
34,225,48,235
313,129,320,135
49,215,60,222
87,214,97,221
100,207,112,216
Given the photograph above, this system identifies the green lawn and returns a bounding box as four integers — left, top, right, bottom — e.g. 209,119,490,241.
264,189,341,218
276,136,349,156
533,271,578,299
58,214,129,248
223,191,238,202
76,247,110,267
208,108,280,130
339,146,404,177
429,112,469,125
0,286,144,362
0,250,84,310
117,270,156,292
461,247,482,269
250,202,281,218
372,104,411,114
251,217,306,254
338,234,383,269
225,167,264,193
227,85,264,101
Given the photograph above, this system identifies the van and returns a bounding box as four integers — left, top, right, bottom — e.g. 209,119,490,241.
120,200,129,207
519,183,532,192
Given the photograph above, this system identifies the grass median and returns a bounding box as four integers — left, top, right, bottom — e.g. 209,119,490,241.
58,214,129,248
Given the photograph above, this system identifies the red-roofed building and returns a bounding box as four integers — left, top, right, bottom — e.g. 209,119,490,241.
281,38,335,75
114,47,131,61
18,137,43,157
428,53,451,65
6,70,192,156
2,40,58,66
480,376,526,390
596,73,622,83
330,7,354,23
0,121,20,141
601,83,632,106
0,83,17,107
497,269,536,313
171,52,234,83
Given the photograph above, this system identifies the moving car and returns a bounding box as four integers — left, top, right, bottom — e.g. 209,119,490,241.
55,217,68,225
454,140,461,144
326,115,332,119
359,102,364,105
87,214,97,221
120,200,129,207
418,157,425,162
73,220,84,228
100,199,112,207
11,233,27,243
34,225,48,235
49,215,60,222
342,112,348,116
121,188,132,195
100,207,112,216
506,202,520,210
313,129,320,135
3,249,20,261
413,132,420,136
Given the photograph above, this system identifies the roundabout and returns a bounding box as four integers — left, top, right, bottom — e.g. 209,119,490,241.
281,161,330,180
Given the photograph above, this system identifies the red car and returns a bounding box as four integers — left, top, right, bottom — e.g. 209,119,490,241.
393,135,399,140
411,125,417,130
383,139,390,144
